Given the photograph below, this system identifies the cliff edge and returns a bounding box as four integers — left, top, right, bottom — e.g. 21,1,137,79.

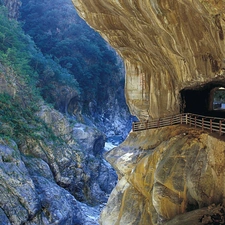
102,126,225,224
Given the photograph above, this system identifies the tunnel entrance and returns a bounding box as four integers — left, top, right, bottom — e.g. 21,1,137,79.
180,82,225,118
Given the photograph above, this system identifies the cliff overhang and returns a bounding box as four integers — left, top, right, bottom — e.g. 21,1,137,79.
72,0,225,120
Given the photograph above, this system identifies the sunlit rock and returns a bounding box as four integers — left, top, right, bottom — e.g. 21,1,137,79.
73,0,225,120
101,126,225,224
72,1,225,224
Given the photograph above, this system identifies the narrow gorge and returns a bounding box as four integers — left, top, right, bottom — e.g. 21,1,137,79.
1,0,225,224
0,0,126,224
72,1,225,224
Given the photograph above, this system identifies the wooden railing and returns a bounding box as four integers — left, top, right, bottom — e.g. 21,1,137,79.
132,113,225,136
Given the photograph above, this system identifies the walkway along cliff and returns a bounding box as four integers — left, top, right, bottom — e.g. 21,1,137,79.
72,1,225,225
132,113,225,137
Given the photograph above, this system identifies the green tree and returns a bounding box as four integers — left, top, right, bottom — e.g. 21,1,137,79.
20,0,123,113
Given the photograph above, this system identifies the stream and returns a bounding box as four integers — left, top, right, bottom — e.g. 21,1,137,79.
80,135,123,224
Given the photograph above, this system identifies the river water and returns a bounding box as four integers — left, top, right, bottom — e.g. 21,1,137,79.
81,136,122,224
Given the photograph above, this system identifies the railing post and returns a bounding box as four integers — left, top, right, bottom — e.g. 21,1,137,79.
210,119,212,133
170,116,173,125
185,114,188,125
132,122,135,132
180,114,183,124
194,116,196,128
219,120,222,136
202,118,204,131
157,119,160,128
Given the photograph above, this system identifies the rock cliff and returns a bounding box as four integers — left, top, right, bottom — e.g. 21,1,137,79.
73,0,225,120
72,1,225,224
0,62,117,224
101,126,225,225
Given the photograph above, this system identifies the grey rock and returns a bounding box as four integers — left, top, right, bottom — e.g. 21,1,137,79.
0,208,11,225
72,122,105,156
30,175,83,225
0,144,40,224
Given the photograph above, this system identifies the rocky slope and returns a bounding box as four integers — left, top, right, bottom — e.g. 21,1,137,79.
0,62,117,224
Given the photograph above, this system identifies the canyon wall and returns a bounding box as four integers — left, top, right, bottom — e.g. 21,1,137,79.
72,1,225,224
102,126,225,225
73,0,225,120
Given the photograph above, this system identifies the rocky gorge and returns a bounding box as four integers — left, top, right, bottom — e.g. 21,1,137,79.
2,0,225,224
0,61,119,224
72,0,225,224
0,1,134,224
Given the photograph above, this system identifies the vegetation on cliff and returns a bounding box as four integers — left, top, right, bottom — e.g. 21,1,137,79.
0,3,118,224
19,0,124,113
0,5,75,143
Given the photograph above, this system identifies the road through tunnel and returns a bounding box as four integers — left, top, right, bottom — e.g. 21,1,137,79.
180,82,225,118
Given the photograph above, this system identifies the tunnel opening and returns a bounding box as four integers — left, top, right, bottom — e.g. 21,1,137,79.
180,81,225,118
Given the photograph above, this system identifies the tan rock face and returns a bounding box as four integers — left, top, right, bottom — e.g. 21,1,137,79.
72,0,225,120
72,1,225,224
101,126,225,225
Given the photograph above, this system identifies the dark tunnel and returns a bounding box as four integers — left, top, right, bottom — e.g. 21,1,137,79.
180,81,225,118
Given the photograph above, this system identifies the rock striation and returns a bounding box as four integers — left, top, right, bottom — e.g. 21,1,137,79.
72,1,225,224
101,126,225,225
73,0,225,120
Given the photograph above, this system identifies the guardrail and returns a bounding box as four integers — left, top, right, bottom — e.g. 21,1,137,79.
132,113,225,136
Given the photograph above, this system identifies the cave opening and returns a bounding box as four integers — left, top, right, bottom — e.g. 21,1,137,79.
180,81,225,118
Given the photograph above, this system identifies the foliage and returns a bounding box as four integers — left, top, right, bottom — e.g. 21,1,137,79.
214,89,225,103
0,93,58,144
20,0,124,112
0,5,80,106
0,6,34,83
0,6,67,144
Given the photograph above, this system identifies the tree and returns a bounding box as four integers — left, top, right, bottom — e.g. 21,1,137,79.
20,0,124,114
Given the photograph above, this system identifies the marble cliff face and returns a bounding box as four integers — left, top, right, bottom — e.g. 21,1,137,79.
72,1,225,225
73,0,225,120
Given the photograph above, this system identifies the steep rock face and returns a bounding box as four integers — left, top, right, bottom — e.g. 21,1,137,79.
73,0,225,120
72,1,225,223
0,142,84,224
101,126,225,225
0,62,117,224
